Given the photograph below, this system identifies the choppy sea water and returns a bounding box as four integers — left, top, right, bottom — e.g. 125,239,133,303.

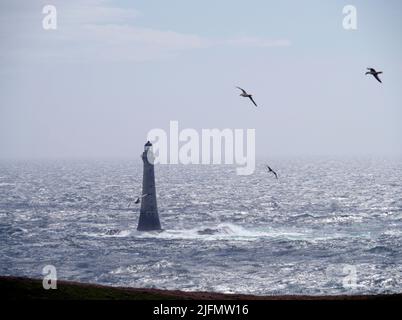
0,158,402,296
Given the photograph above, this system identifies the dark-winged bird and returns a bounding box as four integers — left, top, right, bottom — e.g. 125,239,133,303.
128,194,149,207
236,87,258,107
266,165,278,179
365,68,383,83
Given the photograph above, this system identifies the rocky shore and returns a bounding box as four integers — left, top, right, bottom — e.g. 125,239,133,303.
1,276,401,300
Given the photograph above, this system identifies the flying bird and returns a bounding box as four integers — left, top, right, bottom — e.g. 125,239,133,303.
365,68,383,83
266,165,278,180
236,87,258,107
128,194,149,207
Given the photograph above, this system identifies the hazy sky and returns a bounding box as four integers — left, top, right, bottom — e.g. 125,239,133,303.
0,0,401,159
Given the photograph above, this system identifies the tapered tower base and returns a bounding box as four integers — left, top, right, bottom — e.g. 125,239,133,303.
137,141,162,231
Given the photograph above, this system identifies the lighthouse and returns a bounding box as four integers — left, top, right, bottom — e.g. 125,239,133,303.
137,141,162,231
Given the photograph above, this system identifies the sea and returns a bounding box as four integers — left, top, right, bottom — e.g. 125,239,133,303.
1,157,401,296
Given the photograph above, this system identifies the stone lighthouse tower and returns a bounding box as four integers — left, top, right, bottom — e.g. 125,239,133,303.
137,141,162,231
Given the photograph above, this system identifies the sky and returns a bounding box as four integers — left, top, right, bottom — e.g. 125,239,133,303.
0,0,401,159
